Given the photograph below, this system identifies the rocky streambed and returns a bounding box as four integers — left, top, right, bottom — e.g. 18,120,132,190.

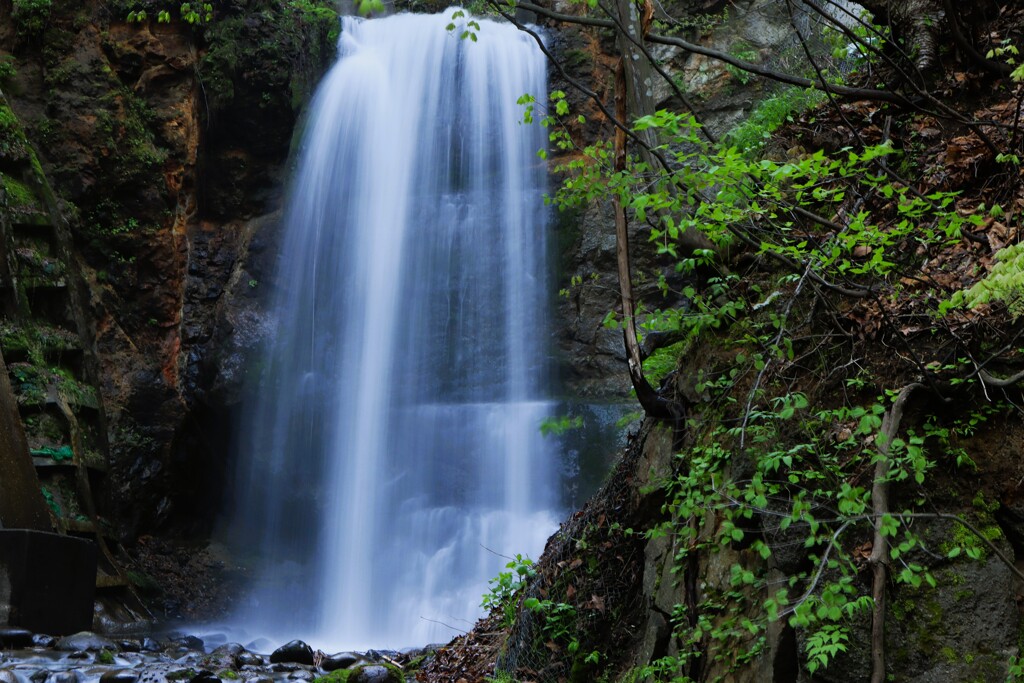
0,630,434,683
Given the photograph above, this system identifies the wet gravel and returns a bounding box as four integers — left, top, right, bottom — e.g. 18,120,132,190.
0,629,434,683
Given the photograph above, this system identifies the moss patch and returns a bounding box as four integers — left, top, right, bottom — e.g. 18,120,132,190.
311,663,404,683
1,173,39,210
0,103,31,162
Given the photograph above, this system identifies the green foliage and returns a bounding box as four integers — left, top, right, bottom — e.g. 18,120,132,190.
486,673,518,683
1,174,38,211
197,0,339,120
127,2,214,24
520,596,604,675
804,625,849,674
482,554,536,627
0,57,17,85
544,104,980,303
12,0,52,36
1008,654,1024,682
447,9,481,42
0,104,32,163
288,0,339,35
90,89,167,190
642,341,685,386
311,664,402,683
539,414,583,436
724,43,758,85
524,597,579,646
521,83,1019,675
723,87,826,154
97,649,116,665
945,242,1024,318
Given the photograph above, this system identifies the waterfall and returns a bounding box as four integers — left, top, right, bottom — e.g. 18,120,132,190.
226,11,559,649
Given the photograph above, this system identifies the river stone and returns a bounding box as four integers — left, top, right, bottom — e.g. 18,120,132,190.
234,651,263,667
100,671,139,683
54,671,80,683
205,644,240,670
0,670,19,683
0,628,34,648
118,640,142,653
320,652,360,671
212,644,243,658
29,670,49,683
67,651,90,660
32,634,56,648
287,672,313,681
363,650,400,663
188,671,220,683
175,637,204,652
57,633,118,652
350,666,400,683
269,641,313,666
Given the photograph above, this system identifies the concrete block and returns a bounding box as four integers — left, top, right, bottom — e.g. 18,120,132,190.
0,529,96,635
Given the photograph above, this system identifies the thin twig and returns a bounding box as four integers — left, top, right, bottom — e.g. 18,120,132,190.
739,261,814,449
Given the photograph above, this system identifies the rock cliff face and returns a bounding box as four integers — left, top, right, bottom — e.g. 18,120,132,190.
0,0,335,537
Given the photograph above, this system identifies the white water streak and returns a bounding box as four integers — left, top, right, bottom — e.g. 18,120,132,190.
227,11,558,650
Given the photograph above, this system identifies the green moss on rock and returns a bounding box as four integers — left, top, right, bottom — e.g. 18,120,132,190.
0,103,31,162
1,173,39,210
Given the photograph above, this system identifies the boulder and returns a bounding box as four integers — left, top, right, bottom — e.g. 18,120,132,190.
57,633,118,652
174,636,204,651
211,643,243,657
188,671,220,683
118,640,142,653
99,671,140,683
0,628,33,648
0,532,97,635
269,641,314,666
320,652,360,672
140,638,162,653
234,651,263,667
31,634,55,648
350,666,401,683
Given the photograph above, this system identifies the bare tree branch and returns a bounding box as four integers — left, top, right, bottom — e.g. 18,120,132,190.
512,0,914,105
868,383,920,683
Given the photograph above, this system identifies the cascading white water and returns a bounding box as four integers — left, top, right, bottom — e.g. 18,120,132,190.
227,11,559,649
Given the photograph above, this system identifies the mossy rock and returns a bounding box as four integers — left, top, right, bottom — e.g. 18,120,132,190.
1,173,40,211
0,103,31,163
312,663,404,683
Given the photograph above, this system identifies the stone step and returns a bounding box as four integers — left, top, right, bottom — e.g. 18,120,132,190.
32,455,109,472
